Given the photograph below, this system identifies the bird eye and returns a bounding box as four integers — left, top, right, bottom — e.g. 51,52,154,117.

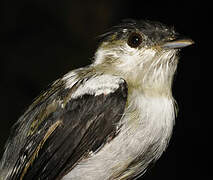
127,32,142,48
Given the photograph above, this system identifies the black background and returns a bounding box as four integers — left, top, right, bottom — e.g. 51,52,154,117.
0,0,205,179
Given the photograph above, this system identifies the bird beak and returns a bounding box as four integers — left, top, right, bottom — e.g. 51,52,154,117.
162,38,194,49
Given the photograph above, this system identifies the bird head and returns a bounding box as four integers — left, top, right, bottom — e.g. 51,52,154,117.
93,19,194,96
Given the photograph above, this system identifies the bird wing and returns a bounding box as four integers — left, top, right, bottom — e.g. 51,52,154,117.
0,70,128,180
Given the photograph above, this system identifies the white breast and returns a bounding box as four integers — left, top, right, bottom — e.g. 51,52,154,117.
62,93,176,180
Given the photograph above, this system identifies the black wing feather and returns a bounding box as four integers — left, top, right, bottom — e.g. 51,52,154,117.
0,75,128,180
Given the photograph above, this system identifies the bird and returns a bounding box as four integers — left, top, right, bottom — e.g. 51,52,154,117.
0,19,194,180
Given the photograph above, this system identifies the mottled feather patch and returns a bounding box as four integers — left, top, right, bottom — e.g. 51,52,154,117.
62,71,79,89
27,100,59,136
20,120,62,180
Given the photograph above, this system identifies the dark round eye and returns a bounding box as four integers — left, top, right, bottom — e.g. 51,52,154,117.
127,32,142,48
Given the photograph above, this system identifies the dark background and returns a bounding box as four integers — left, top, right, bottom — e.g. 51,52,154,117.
0,0,205,179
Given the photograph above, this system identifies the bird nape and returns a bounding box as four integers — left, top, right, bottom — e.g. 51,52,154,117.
0,19,193,180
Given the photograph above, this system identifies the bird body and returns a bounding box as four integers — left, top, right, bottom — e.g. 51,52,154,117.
62,46,177,179
0,19,193,180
